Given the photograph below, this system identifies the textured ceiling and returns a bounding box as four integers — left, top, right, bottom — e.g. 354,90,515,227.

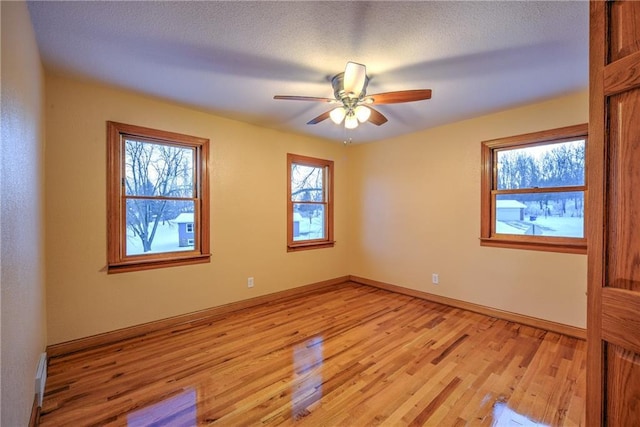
27,1,589,143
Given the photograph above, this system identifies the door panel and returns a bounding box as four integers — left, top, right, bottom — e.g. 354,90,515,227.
606,345,640,424
589,1,640,425
610,1,640,61
607,91,640,290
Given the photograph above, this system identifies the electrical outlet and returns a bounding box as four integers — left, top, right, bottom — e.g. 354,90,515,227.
432,273,439,285
248,277,254,288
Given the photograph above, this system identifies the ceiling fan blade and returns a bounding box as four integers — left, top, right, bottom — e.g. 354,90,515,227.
274,95,335,102
307,110,332,125
367,89,432,104
367,107,388,126
343,62,367,96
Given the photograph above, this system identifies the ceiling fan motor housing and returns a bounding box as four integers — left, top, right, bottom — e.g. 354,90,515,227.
332,72,370,103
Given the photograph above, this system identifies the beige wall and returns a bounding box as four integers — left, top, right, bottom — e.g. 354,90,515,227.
347,91,589,328
44,75,350,344
1,1,48,424
44,76,588,344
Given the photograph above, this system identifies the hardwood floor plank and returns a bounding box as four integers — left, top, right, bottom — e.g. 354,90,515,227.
40,282,585,426
409,375,463,426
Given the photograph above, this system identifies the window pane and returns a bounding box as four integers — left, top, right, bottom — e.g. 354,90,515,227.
125,199,196,255
292,203,325,241
495,192,584,238
124,139,194,197
496,139,585,190
291,164,324,202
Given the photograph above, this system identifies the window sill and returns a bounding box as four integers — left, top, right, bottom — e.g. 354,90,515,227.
479,237,586,254
107,254,211,274
287,241,335,252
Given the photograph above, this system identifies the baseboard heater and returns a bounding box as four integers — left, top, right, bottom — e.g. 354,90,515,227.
35,352,47,407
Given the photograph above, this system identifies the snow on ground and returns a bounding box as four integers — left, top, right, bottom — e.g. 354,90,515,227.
127,213,579,255
496,216,583,238
126,214,326,255
126,221,193,255
495,221,525,235
294,215,324,241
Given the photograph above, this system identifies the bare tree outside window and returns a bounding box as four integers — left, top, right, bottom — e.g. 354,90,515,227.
291,163,325,240
107,121,210,273
495,139,586,236
124,139,195,254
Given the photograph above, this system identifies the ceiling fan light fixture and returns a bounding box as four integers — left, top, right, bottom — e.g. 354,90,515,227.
344,113,359,129
343,62,367,97
355,105,371,123
329,107,346,124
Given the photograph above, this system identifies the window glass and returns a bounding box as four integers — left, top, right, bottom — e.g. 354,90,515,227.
124,139,194,197
125,200,196,255
495,192,584,238
496,140,585,190
293,203,326,241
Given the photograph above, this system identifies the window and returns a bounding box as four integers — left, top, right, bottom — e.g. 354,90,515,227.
186,223,194,233
107,122,210,273
287,153,334,251
480,123,587,254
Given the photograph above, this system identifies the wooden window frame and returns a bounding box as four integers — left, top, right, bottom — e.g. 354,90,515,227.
480,123,588,254
107,121,210,273
287,153,335,252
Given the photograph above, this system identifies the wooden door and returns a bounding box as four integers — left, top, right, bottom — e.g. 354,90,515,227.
589,1,640,425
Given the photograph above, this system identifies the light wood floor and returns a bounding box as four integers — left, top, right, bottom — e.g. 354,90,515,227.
40,282,586,426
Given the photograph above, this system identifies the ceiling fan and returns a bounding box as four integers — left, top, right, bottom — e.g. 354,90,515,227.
274,62,432,129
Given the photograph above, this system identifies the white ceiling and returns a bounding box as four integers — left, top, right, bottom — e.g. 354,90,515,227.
27,1,588,144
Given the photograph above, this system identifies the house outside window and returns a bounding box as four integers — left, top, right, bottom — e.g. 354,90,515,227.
107,121,210,273
480,123,588,254
287,153,334,251
175,214,195,247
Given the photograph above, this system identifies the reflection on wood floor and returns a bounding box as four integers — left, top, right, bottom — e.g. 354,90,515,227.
40,282,585,426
